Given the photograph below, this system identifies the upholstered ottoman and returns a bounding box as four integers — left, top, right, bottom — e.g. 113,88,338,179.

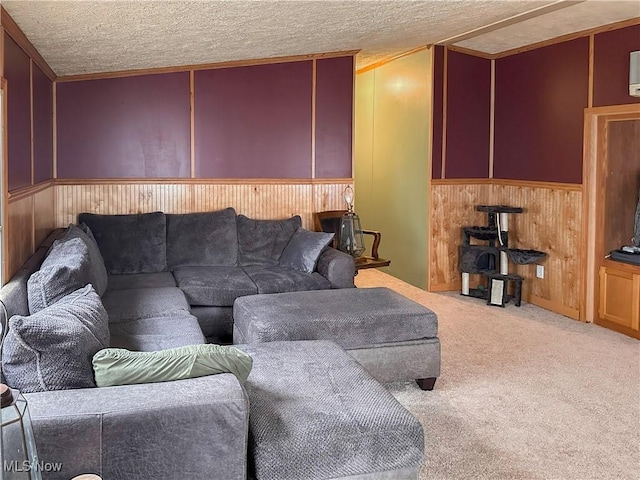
236,340,424,480
233,287,440,390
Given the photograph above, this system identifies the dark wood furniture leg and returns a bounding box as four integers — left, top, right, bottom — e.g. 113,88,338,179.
416,377,437,391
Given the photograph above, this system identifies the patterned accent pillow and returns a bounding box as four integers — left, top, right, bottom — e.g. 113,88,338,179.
2,285,110,393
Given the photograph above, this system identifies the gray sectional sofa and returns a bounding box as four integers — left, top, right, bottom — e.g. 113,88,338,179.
0,210,426,480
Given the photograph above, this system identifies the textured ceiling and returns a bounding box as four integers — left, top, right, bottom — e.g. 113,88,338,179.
2,1,638,77
458,0,640,53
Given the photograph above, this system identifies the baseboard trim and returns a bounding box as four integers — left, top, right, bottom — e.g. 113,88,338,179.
429,282,460,292
529,295,580,320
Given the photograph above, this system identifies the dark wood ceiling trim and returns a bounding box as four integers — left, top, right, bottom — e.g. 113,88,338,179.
356,46,429,74
1,7,56,81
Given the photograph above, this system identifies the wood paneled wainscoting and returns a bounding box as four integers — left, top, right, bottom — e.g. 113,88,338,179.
429,179,582,319
5,181,55,280
55,179,352,230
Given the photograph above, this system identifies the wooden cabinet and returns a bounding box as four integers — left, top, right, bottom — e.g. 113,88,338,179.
598,260,640,338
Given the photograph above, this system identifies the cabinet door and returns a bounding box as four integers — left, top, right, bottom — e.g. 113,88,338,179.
598,267,640,330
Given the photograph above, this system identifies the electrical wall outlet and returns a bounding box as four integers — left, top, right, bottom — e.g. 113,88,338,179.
536,264,544,279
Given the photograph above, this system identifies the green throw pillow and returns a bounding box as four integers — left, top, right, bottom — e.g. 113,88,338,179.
92,344,253,387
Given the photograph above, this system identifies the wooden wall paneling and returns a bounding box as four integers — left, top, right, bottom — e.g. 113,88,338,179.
6,195,34,280
33,185,54,246
491,185,582,318
313,181,352,213
56,181,350,231
429,182,493,290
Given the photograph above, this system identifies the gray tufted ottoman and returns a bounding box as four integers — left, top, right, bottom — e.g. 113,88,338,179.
236,340,425,480
233,287,440,390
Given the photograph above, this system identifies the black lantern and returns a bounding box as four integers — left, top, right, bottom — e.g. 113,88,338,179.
339,187,366,258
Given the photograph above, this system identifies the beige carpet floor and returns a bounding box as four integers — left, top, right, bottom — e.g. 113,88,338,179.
355,270,640,480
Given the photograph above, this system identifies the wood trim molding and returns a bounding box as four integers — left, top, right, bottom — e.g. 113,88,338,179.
587,34,594,109
356,46,429,75
0,25,4,78
56,50,360,83
493,17,640,59
189,70,195,179
1,7,56,81
54,178,354,186
441,47,448,179
1,78,8,283
29,59,34,185
311,59,317,179
490,178,582,191
584,104,640,116
446,45,494,60
431,178,494,186
438,1,585,45
52,82,57,178
489,59,495,178
431,178,582,191
8,179,53,202
429,282,461,292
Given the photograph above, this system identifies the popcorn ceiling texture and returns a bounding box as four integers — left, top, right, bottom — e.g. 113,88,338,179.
4,0,548,76
3,1,637,76
458,1,640,53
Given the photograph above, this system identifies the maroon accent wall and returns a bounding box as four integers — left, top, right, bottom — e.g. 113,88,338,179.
4,34,32,191
315,56,353,178
431,46,444,180
195,62,313,178
57,72,191,178
32,64,53,183
593,25,640,107
445,51,491,178
494,38,589,183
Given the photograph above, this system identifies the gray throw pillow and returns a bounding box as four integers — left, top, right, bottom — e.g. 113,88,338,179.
78,212,167,275
27,237,93,314
237,215,302,266
279,227,334,273
93,344,253,387
2,285,110,393
64,223,108,296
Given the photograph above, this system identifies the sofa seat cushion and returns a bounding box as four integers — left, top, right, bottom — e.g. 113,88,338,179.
107,272,177,291
236,340,424,480
237,215,301,266
78,212,167,274
173,266,258,307
102,287,190,323
166,209,238,268
242,265,331,295
109,314,206,351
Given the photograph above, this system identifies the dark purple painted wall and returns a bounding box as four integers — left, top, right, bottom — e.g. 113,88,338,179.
32,64,53,183
4,34,32,191
494,38,589,183
194,62,313,178
432,46,444,180
57,72,191,178
315,56,353,178
593,25,640,107
446,51,491,178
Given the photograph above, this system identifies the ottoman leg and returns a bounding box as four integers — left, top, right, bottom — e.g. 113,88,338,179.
416,377,437,391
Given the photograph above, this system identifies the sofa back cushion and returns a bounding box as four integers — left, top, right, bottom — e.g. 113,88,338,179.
63,223,109,296
237,215,302,266
78,212,167,274
27,237,94,314
166,209,238,268
2,285,110,393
